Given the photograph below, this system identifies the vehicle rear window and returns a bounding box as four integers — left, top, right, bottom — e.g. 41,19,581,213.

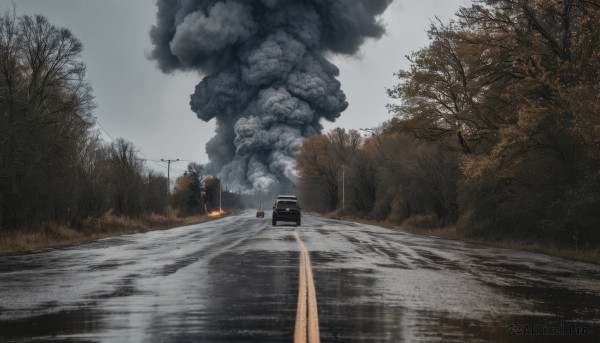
276,201,297,208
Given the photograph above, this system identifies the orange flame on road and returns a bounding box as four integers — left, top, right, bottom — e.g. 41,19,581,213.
208,209,226,217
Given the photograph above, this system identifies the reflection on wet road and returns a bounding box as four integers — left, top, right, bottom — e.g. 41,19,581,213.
1,212,599,342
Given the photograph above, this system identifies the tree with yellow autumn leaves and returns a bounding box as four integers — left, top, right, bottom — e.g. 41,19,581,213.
297,0,600,248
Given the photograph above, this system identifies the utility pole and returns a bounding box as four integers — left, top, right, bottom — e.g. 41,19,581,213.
219,178,222,212
342,165,345,211
161,158,180,195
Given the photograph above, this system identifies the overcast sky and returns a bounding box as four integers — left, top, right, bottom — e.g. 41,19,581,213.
2,0,471,177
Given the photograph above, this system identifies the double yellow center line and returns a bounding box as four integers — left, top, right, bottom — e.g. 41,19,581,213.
294,231,320,343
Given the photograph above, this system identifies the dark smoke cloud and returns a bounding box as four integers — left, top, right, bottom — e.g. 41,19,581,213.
150,0,393,192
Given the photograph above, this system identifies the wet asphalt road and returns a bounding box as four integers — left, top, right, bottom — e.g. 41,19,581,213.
1,212,599,342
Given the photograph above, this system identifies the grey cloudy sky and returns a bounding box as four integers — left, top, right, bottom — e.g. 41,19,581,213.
2,0,471,177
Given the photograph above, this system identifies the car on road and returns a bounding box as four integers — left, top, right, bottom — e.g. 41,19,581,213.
272,198,301,226
256,207,265,218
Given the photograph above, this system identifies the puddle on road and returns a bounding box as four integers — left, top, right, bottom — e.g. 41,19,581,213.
177,249,299,341
485,282,600,320
312,264,600,342
0,306,105,339
87,260,137,272
308,228,600,342
89,276,152,300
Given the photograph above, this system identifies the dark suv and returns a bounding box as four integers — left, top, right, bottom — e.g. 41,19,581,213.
272,199,301,226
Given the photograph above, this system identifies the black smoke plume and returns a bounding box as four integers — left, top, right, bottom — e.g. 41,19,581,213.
150,0,393,193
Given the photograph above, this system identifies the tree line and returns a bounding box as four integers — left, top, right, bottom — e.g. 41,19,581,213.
169,164,245,215
0,10,228,231
297,0,600,249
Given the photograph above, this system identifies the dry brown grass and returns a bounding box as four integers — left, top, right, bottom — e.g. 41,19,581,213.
0,209,229,255
0,223,85,255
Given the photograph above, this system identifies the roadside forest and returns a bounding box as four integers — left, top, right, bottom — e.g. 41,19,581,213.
0,11,227,246
0,10,171,232
297,0,600,251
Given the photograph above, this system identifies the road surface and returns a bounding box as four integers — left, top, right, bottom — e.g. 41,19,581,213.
0,212,599,342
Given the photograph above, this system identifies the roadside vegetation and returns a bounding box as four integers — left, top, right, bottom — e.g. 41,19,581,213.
0,209,216,255
297,0,600,264
0,10,236,254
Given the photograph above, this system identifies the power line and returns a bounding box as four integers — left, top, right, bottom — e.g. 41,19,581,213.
137,149,151,160
95,119,116,142
95,117,156,161
95,117,193,177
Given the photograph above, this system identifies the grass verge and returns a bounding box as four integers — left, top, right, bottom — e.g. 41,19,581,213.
0,209,231,255
320,212,600,265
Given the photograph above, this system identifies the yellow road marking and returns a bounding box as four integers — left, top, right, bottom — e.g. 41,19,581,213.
294,231,320,343
294,243,307,342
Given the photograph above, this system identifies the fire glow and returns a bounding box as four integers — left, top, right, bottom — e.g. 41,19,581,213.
208,209,226,217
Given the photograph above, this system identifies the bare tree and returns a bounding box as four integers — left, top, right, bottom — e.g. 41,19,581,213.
0,11,94,228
